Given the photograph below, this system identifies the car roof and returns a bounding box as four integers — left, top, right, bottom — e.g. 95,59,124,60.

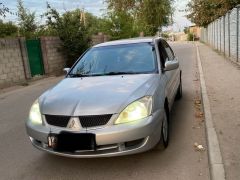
93,37,162,48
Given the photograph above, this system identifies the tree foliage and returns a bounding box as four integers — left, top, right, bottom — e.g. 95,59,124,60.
44,3,92,66
0,2,18,19
106,0,173,37
136,0,173,35
187,0,240,27
0,20,18,37
17,0,37,38
0,3,9,18
183,27,189,34
104,11,138,39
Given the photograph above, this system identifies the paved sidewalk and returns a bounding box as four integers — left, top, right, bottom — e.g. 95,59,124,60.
198,43,240,180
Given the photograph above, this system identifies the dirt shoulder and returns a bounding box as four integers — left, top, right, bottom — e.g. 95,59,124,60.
0,76,64,96
198,42,240,180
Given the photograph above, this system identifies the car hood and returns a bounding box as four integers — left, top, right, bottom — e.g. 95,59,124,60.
39,74,157,116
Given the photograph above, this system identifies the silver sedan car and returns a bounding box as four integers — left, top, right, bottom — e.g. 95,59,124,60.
26,37,182,158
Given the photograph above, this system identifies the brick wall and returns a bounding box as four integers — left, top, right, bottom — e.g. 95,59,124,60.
41,35,110,75
0,38,26,88
0,34,110,88
41,37,66,75
91,33,110,46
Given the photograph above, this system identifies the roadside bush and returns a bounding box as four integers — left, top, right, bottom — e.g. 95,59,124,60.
0,20,18,37
161,32,169,40
187,33,194,41
44,4,91,67
17,0,37,39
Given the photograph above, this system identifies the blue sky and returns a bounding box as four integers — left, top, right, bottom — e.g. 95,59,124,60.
1,0,192,31
172,0,193,31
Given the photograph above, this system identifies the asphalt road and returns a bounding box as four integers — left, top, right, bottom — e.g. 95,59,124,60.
0,42,210,180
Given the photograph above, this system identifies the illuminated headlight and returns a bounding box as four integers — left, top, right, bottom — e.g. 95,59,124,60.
29,100,42,125
115,96,152,125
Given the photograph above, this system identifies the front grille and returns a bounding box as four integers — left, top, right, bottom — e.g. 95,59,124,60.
45,115,70,127
79,114,112,128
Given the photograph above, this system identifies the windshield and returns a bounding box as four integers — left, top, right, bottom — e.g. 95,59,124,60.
69,43,157,77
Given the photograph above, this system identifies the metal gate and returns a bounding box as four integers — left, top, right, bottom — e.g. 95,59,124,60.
26,39,44,76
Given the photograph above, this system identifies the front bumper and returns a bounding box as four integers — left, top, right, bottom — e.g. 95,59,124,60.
26,110,163,158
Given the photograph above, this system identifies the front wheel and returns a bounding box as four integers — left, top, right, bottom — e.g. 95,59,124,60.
155,109,169,150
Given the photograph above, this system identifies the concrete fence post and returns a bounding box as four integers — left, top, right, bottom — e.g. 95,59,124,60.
220,18,221,52
215,21,217,49
211,23,213,45
228,12,231,57
218,20,219,50
206,27,208,43
216,20,218,50
225,14,229,57
223,15,225,55
213,22,214,47
218,19,220,50
221,17,224,53
217,19,219,50
213,22,215,48
237,5,239,62
214,20,217,49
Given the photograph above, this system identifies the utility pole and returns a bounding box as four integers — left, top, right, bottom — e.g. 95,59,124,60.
80,7,86,26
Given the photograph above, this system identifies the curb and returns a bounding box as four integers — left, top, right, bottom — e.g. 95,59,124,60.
195,43,226,180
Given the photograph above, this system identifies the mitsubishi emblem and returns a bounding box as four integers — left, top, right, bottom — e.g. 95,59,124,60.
67,117,81,130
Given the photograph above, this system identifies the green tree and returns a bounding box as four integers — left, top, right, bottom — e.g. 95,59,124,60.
44,3,91,66
93,17,112,35
136,0,173,35
187,0,240,27
0,20,18,37
17,0,37,38
187,32,194,41
106,11,138,39
83,12,106,35
106,0,173,37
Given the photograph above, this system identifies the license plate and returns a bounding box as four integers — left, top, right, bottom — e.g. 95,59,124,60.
48,131,96,152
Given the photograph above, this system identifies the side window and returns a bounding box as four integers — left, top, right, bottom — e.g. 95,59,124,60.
161,40,175,60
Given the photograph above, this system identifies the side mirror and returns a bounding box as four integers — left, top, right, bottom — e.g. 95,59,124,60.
63,68,70,74
164,60,179,71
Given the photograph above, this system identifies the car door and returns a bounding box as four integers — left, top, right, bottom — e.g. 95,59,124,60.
159,40,179,109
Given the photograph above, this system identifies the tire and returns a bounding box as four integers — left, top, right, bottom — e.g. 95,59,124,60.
175,72,182,100
155,108,169,150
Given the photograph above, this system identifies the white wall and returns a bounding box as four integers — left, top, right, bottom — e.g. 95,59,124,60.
200,5,240,63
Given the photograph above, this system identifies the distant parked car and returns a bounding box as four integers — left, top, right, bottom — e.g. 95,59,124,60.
26,37,182,158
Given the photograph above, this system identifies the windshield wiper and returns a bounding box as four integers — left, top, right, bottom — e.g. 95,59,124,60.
68,73,91,77
68,71,140,77
103,71,140,76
